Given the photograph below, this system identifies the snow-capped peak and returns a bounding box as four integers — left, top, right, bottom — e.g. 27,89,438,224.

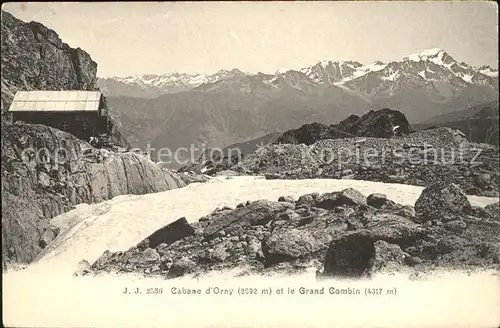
98,48,498,97
404,48,447,62
478,66,498,78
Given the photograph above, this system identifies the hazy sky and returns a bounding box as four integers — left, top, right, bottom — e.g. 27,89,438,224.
2,2,498,77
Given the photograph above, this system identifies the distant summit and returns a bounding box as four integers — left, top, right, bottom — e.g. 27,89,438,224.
98,48,498,99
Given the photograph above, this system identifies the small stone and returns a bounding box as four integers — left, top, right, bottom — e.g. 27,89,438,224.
366,193,389,209
167,257,196,278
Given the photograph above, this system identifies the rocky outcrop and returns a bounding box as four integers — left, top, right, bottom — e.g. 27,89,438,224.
234,127,499,197
0,10,173,266
338,108,412,138
1,10,97,113
2,122,185,264
139,217,195,249
414,181,472,223
87,184,499,279
275,122,354,145
273,108,411,146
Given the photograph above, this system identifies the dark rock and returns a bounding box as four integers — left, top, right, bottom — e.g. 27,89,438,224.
277,209,301,221
296,192,319,207
167,257,196,278
137,239,150,251
336,114,361,133
262,229,326,266
363,214,422,244
369,240,406,274
245,236,264,259
202,200,293,237
178,173,211,185
142,217,195,249
339,108,412,138
436,236,466,253
128,248,160,266
484,202,499,221
315,188,367,209
324,231,375,277
274,122,354,145
224,224,244,237
298,215,315,227
39,226,59,248
204,242,231,263
475,173,491,188
414,182,471,223
367,193,389,209
324,215,421,277
278,196,295,203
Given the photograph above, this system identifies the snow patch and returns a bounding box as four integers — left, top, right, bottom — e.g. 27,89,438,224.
405,48,445,62
381,70,400,81
479,67,498,78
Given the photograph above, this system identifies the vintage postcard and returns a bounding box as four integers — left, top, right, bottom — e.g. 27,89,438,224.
1,1,499,327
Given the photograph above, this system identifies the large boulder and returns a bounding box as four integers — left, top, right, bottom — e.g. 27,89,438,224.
324,214,420,277
484,202,499,221
369,240,406,274
340,108,412,138
262,229,327,265
39,226,60,249
274,122,354,145
141,217,195,249
414,181,472,223
127,248,160,266
202,200,293,237
315,188,367,209
296,192,320,207
167,257,196,278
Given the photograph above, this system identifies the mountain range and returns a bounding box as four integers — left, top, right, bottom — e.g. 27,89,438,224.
99,48,498,101
99,49,498,166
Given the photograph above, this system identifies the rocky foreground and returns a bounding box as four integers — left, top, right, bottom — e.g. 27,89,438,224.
2,122,185,265
85,181,500,279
